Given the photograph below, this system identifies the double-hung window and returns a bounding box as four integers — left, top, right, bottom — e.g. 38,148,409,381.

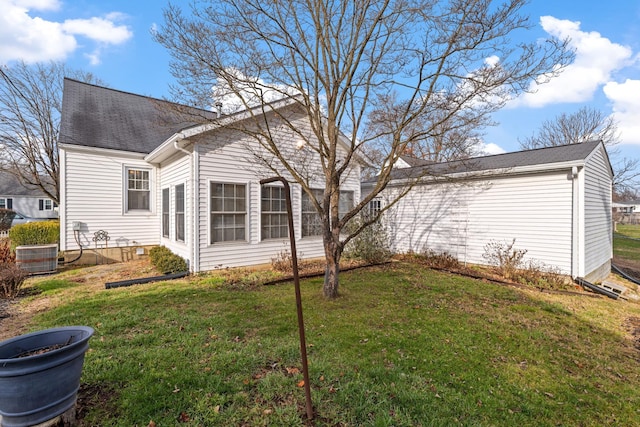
38,199,53,211
162,188,170,238
210,183,246,243
301,189,324,237
261,185,288,240
175,184,185,242
126,168,150,212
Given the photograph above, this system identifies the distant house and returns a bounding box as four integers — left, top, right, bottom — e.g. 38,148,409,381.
364,141,613,282
58,79,360,270
0,172,58,220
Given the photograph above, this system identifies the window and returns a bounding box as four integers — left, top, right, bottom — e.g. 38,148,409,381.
175,184,185,242
369,199,382,216
39,199,53,211
261,185,288,240
301,189,354,237
339,191,354,218
210,183,246,243
162,188,170,238
301,189,323,237
0,198,11,210
126,168,150,211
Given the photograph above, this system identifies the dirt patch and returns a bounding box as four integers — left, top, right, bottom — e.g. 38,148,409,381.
0,259,159,341
624,317,640,352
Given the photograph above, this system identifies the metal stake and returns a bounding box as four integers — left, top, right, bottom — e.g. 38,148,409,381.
260,177,313,420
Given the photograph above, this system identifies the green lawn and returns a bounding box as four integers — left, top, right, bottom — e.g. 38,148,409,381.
22,263,640,426
614,224,640,263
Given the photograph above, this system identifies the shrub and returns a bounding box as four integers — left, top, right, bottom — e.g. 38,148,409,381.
271,247,296,273
149,246,188,274
519,260,568,290
344,216,393,264
420,249,461,270
0,263,28,298
0,239,15,263
482,238,527,281
9,220,59,247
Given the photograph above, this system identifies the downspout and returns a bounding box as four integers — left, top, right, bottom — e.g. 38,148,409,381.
174,138,198,273
571,166,580,279
193,148,200,273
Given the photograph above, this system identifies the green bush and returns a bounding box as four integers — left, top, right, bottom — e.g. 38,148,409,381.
344,215,393,264
9,220,59,247
149,246,188,274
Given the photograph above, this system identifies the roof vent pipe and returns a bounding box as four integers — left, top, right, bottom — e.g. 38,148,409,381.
214,101,223,118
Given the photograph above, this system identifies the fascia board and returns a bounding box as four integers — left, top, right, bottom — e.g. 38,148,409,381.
59,143,146,160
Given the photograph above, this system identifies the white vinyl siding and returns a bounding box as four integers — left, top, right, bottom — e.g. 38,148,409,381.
195,111,361,271
387,171,574,274
0,196,56,219
60,148,158,251
583,146,613,278
158,154,190,261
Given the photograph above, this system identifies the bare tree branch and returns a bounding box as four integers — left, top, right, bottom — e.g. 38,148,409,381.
156,0,571,298
0,61,102,203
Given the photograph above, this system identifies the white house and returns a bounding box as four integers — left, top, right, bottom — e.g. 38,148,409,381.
58,79,360,271
365,141,613,282
0,172,58,220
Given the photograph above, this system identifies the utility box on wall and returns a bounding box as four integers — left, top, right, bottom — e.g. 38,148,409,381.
15,244,58,274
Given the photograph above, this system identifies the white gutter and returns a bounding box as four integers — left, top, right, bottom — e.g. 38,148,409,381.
375,160,587,189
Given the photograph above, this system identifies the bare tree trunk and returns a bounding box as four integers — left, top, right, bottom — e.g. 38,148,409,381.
323,234,341,299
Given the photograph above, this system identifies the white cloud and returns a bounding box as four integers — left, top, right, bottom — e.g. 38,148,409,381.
478,142,506,156
0,0,132,65
604,79,640,145
62,17,132,44
512,16,633,108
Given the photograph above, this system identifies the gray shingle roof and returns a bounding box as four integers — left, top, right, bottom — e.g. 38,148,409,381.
59,79,214,154
0,172,47,197
382,140,605,181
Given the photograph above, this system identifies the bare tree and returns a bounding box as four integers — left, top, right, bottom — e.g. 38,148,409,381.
0,61,102,203
156,0,570,299
519,106,639,195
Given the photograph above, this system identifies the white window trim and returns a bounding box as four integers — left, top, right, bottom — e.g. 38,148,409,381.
208,179,250,246
123,166,153,214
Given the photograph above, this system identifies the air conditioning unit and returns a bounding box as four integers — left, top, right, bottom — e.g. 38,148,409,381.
15,244,58,274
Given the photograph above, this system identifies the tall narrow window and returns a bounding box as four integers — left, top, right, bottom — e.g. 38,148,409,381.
162,188,170,238
175,184,185,242
261,185,288,240
339,191,354,218
368,199,382,217
210,183,246,243
126,168,150,211
301,189,323,237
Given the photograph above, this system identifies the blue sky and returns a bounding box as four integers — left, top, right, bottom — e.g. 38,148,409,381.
1,0,639,162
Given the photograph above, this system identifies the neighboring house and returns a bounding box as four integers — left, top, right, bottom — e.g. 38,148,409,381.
58,79,360,271
0,172,58,220
613,201,640,214
365,141,613,282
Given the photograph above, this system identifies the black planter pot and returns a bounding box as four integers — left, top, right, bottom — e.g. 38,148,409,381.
0,326,94,427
